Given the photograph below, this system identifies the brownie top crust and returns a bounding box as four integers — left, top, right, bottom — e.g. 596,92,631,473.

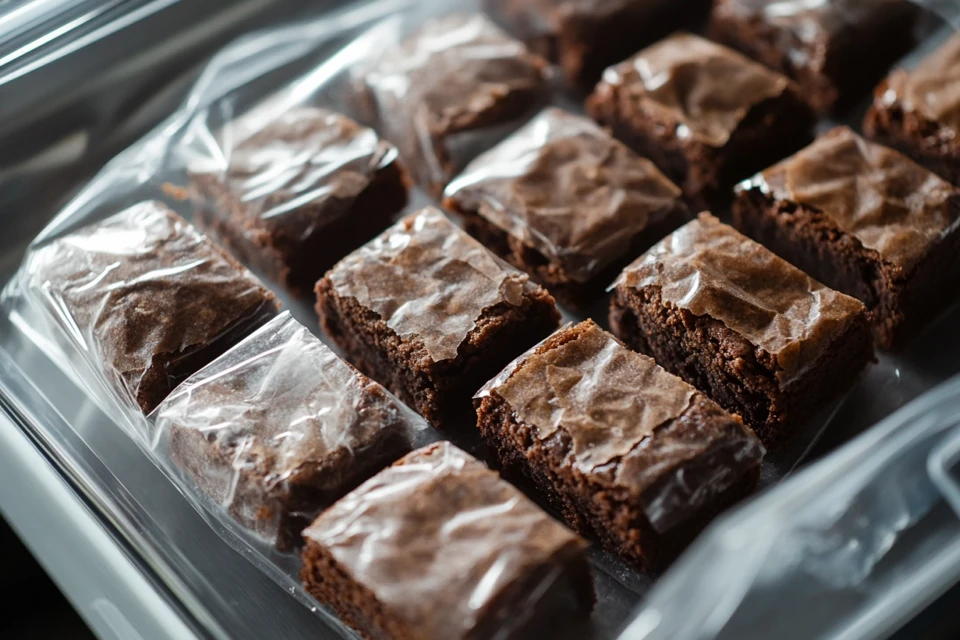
302,441,586,640
597,33,790,147
445,108,683,282
487,0,642,34
614,213,866,385
715,0,914,45
744,126,960,271
477,320,764,532
884,33,960,132
154,313,427,510
25,201,278,413
326,207,536,362
187,106,401,236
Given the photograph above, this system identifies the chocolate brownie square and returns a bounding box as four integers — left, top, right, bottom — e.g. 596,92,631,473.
316,207,560,429
482,0,713,89
864,33,960,186
301,442,594,640
355,13,549,197
733,127,960,350
587,33,814,207
610,213,873,449
154,313,427,551
24,201,279,414
444,108,688,309
710,0,920,114
475,320,764,571
187,106,409,297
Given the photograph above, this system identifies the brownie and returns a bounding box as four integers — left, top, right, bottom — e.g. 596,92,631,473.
475,320,764,571
24,202,279,414
710,0,920,114
733,127,960,350
482,0,713,90
301,442,593,640
586,33,814,207
355,13,549,197
187,106,409,297
610,213,873,449
154,313,426,551
443,107,688,309
864,33,960,186
316,207,560,429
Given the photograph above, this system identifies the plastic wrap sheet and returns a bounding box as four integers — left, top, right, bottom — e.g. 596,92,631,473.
153,312,433,550
444,107,684,283
302,441,593,640
613,213,868,386
477,320,764,535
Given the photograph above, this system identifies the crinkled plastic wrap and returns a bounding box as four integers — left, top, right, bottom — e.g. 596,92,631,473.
613,213,867,386
354,11,549,195
19,200,279,422
153,312,432,551
184,104,409,295
302,441,592,640
477,321,764,534
444,107,684,283
740,126,959,271
595,33,791,148
327,206,536,362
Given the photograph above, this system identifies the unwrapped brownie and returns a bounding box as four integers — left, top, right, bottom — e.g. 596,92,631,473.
482,0,713,89
301,441,594,640
154,313,428,551
710,0,920,113
610,213,873,449
864,33,960,186
23,202,279,414
187,106,409,297
355,13,549,196
734,127,960,350
475,320,764,571
444,108,688,308
587,33,814,206
316,207,560,429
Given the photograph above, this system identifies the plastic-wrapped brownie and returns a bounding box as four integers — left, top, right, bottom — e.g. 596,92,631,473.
301,441,594,640
444,107,688,308
154,313,429,551
187,106,410,297
475,320,764,571
354,13,549,197
21,201,279,416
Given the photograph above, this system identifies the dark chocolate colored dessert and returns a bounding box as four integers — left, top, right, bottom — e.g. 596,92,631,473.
188,106,409,297
734,127,960,350
444,108,688,308
25,201,279,414
864,33,960,186
355,13,549,196
482,0,713,89
475,320,764,571
710,0,920,113
610,213,873,448
587,33,814,207
155,313,426,551
301,441,594,640
315,207,560,429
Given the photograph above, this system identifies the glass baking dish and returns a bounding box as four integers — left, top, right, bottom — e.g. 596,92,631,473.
1,0,959,638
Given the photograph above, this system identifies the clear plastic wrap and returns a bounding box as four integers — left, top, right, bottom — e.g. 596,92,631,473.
325,206,536,362
613,213,868,386
19,200,279,421
153,312,432,551
476,320,765,537
0,1,958,639
444,107,684,284
301,441,593,640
